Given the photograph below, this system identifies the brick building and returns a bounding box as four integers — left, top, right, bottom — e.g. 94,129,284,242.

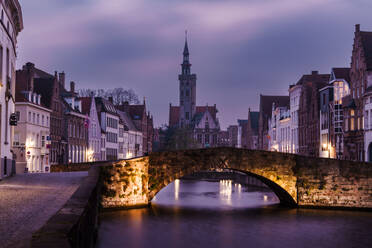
17,63,68,164
344,24,372,161
247,109,259,150
297,71,330,157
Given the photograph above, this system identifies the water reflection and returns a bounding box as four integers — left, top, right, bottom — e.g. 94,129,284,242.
174,179,180,201
152,179,279,209
220,180,232,205
98,178,372,248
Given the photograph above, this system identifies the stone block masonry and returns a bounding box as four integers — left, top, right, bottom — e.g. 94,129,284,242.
101,148,372,209
101,157,149,209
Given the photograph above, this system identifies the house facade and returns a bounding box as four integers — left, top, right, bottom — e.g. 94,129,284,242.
319,68,350,159
0,0,23,179
81,96,101,162
297,71,329,157
96,97,120,160
343,24,371,161
258,95,290,151
247,109,259,150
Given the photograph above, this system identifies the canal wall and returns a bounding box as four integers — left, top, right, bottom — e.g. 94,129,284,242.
31,166,101,248
100,157,149,209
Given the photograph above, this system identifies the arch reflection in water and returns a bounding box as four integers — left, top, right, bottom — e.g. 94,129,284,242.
174,179,180,200
152,178,279,209
219,180,233,206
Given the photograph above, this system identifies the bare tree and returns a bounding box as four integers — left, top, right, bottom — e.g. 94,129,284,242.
78,87,140,104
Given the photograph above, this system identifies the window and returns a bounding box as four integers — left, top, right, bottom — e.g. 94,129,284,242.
350,118,355,131
28,112,31,122
32,113,35,123
6,48,9,78
186,89,190,97
46,117,49,127
205,134,210,144
0,46,3,82
37,114,40,125
41,136,45,147
42,115,44,126
197,134,202,143
185,112,189,120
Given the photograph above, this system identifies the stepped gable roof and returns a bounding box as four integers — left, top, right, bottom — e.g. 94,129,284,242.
259,95,289,119
249,111,260,135
332,68,351,82
117,110,138,132
169,105,218,127
360,31,372,70
80,97,92,115
169,106,180,126
196,106,217,120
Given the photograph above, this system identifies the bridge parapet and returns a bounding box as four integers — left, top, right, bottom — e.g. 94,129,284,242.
99,148,372,210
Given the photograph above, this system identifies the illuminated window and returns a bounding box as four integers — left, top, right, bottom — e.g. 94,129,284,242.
350,109,355,116
350,118,355,131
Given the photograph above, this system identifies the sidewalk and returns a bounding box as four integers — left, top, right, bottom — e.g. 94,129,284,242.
0,172,87,248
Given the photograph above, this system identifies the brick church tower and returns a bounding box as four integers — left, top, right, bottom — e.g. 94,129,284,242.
178,32,196,127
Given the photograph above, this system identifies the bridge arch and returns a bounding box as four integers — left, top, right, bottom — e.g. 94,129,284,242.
149,168,297,207
148,148,298,207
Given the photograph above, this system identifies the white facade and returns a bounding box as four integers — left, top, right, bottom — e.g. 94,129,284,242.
268,104,291,153
118,122,124,159
364,72,372,161
101,111,119,160
0,0,23,179
13,94,51,173
86,97,101,161
289,85,301,154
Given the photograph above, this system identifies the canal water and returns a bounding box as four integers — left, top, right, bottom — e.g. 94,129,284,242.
97,179,372,248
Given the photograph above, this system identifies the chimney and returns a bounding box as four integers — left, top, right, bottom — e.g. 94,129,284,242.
311,71,318,75
59,71,65,88
355,24,360,33
70,81,75,93
109,96,114,103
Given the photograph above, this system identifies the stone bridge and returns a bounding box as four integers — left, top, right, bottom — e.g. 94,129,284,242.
100,148,372,209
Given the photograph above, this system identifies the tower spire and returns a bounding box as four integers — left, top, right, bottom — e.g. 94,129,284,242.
182,30,191,75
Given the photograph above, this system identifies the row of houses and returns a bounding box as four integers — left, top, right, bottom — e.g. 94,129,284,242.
12,62,154,173
243,24,372,162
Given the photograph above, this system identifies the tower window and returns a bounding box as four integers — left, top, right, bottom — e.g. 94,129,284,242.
186,90,190,97
186,112,189,120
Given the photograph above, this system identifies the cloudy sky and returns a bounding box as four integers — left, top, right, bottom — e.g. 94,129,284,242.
17,0,372,128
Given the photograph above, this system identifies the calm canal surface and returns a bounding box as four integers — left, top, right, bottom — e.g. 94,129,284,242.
97,179,372,248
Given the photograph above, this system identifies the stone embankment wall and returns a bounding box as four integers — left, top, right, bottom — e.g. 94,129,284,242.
31,166,101,248
100,157,149,209
51,161,116,172
101,148,372,209
295,156,372,208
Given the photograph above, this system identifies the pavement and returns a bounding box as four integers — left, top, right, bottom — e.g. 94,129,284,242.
0,172,88,248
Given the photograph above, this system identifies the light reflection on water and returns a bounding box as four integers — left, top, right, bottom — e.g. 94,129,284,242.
97,179,372,248
152,179,279,210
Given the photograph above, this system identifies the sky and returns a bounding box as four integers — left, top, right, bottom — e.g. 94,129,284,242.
17,0,372,129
